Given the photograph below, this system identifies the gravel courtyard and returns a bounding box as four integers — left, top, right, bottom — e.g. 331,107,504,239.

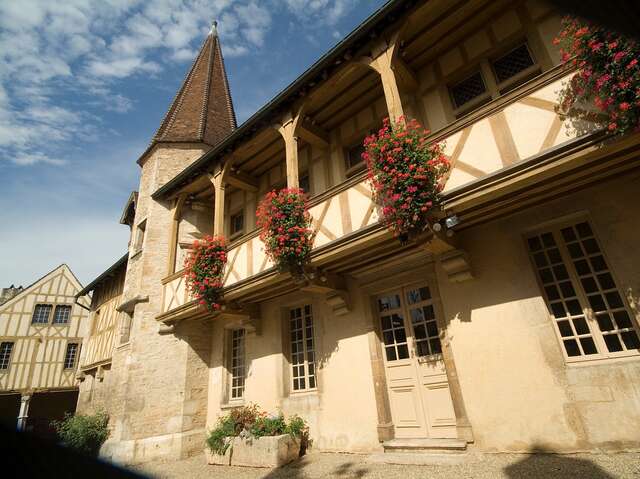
135,451,640,479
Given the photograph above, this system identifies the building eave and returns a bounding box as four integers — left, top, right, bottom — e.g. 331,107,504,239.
152,0,417,200
76,254,129,298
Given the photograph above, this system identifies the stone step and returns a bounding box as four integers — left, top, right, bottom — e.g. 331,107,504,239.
383,438,468,453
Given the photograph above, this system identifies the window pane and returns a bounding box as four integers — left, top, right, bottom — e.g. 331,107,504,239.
557,320,573,337
580,337,598,355
604,334,623,352
563,339,581,357
491,43,535,83
621,331,640,350
449,71,486,109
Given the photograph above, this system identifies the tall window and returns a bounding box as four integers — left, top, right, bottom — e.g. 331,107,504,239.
527,220,640,361
0,342,14,370
229,329,246,400
290,305,316,391
134,219,147,252
32,304,52,324
64,343,79,369
53,305,72,324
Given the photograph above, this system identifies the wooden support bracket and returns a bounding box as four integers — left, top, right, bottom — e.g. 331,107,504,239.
439,249,473,283
220,302,262,335
297,269,351,316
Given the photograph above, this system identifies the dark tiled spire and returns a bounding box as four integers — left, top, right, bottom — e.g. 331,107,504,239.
152,22,237,148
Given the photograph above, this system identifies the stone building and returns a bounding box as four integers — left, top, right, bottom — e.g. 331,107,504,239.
76,0,640,464
0,265,89,437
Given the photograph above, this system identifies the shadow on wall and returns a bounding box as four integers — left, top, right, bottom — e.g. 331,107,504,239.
503,446,614,479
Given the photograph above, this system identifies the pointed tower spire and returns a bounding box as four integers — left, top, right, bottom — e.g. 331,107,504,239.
151,21,236,149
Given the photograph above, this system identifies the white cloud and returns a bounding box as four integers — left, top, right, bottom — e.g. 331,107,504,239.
0,0,276,168
283,0,356,25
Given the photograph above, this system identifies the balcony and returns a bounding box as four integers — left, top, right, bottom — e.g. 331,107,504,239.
157,67,622,321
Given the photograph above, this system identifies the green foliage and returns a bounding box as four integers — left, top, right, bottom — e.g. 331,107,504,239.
51,411,109,456
250,414,286,438
205,404,309,456
206,415,236,455
285,415,307,438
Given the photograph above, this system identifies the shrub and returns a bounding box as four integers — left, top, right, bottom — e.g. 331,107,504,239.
205,404,309,456
184,235,227,310
363,117,450,242
256,188,314,276
555,17,640,135
51,411,109,456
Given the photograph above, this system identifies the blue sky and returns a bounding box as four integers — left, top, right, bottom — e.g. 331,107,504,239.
0,0,386,287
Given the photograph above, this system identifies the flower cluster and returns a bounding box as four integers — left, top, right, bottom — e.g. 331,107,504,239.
184,235,227,311
555,17,640,135
363,117,450,239
256,188,314,274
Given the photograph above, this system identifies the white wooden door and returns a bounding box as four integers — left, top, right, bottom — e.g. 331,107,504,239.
377,283,457,439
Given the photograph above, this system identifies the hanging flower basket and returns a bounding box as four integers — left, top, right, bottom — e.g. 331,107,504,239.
363,117,450,243
256,188,314,278
184,235,227,311
555,17,640,135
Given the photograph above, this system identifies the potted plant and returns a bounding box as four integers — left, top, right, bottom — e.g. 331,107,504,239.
256,188,314,279
205,404,308,468
554,16,640,135
363,117,450,244
184,235,227,311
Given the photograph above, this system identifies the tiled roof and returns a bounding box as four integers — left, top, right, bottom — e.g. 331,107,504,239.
150,25,236,150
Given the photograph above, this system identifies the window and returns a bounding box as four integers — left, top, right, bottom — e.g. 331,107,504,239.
345,143,366,174
449,71,488,110
32,304,52,324
64,343,79,369
527,220,640,361
289,305,316,391
230,211,244,238
299,172,310,193
134,219,146,252
53,305,72,324
491,43,537,89
229,329,246,400
0,342,14,370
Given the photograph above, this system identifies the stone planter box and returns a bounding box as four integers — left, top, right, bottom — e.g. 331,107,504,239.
206,434,300,468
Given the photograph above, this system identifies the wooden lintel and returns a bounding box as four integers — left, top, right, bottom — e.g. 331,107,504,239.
226,170,259,192
297,121,329,148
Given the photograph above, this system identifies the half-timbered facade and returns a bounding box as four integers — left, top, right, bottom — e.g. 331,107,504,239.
86,0,640,464
0,265,89,436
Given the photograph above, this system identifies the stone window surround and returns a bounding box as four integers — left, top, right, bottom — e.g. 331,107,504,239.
524,211,640,364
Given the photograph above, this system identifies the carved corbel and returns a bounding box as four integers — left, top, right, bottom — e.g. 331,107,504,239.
220,302,262,335
158,323,175,335
116,295,149,314
439,249,473,283
297,269,351,316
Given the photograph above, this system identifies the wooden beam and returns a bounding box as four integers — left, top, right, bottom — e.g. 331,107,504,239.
226,170,258,192
392,56,418,91
297,121,329,148
275,108,304,189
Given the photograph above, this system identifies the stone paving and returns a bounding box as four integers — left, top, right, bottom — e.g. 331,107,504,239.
135,451,640,479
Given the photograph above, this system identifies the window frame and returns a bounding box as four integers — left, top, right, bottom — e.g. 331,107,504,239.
229,210,245,240
53,304,72,325
0,341,14,371
445,38,542,119
227,328,246,402
344,140,368,178
133,218,147,254
31,304,53,325
287,303,318,393
63,342,80,370
525,215,640,364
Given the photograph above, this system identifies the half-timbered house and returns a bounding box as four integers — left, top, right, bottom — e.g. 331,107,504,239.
77,0,640,464
0,265,89,436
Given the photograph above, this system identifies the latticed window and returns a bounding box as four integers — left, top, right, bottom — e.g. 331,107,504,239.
290,305,316,391
64,343,79,369
32,304,52,324
0,342,14,370
53,305,72,324
449,71,487,109
527,220,640,361
491,43,536,84
229,329,246,400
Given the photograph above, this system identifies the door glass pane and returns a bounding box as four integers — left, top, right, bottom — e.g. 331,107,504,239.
379,306,408,362
406,285,441,358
